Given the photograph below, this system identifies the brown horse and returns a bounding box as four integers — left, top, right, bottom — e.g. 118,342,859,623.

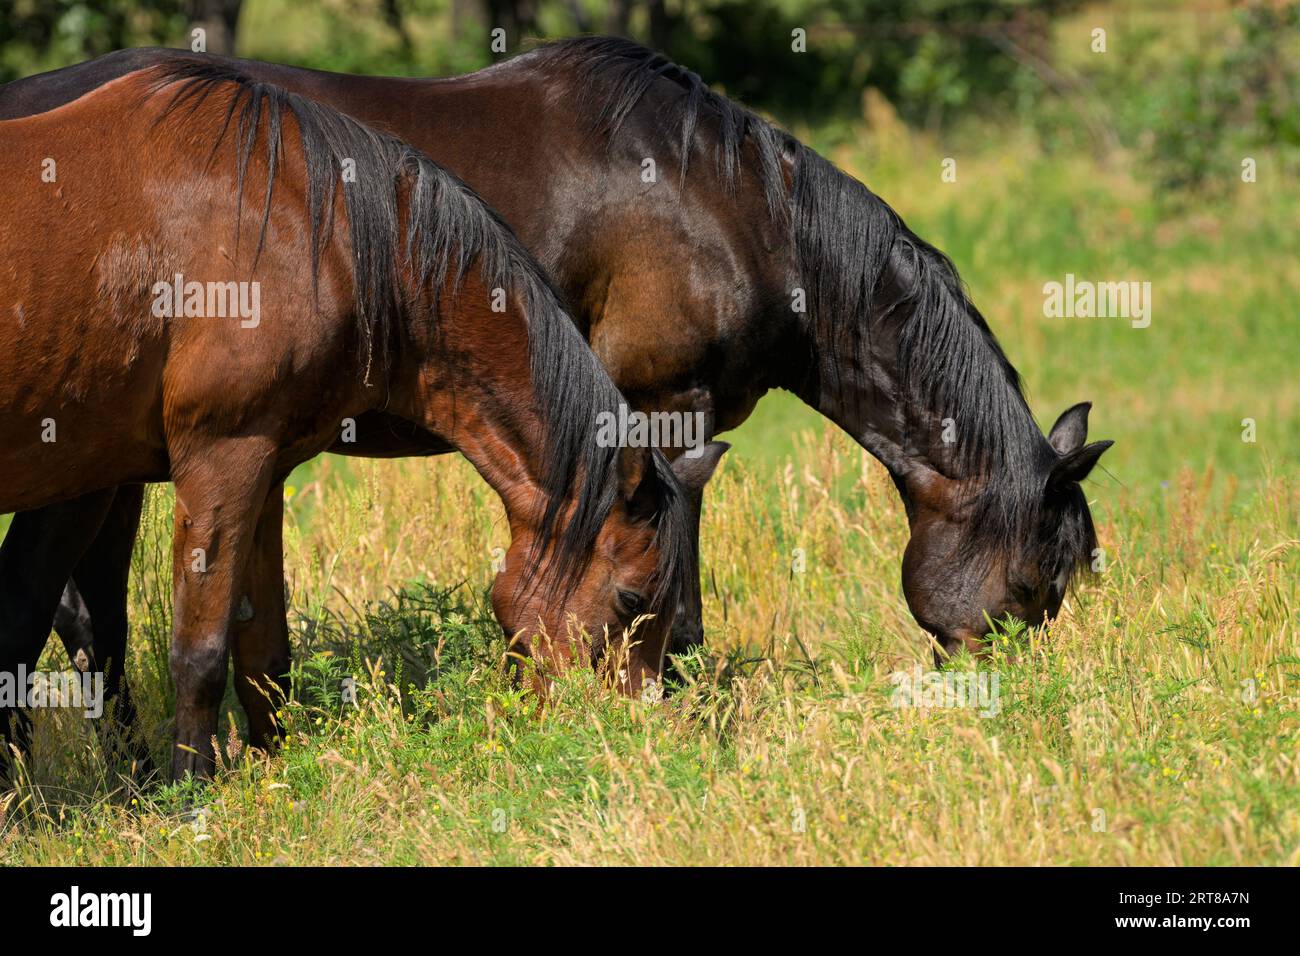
0,64,702,778
2,38,1110,764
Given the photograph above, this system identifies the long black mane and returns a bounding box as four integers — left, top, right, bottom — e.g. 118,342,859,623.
530,36,1096,584
146,60,692,614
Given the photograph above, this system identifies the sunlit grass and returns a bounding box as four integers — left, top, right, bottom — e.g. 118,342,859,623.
2,423,1295,864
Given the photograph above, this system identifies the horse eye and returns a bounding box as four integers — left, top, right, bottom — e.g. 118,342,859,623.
617,589,646,616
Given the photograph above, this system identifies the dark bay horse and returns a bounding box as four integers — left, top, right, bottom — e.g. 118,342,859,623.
2,38,1110,761
0,64,699,778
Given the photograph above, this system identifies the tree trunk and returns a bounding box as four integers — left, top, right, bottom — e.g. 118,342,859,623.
187,0,243,56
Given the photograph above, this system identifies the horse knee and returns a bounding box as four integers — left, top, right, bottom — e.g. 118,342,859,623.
169,636,229,708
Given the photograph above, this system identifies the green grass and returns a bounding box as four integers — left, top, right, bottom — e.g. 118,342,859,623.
3,444,1296,864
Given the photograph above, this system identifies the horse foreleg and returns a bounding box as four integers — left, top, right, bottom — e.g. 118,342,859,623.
168,443,276,781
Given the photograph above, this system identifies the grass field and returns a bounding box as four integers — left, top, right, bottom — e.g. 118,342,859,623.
2,7,1298,865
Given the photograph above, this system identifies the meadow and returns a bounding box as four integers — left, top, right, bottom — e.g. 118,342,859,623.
1,5,1297,865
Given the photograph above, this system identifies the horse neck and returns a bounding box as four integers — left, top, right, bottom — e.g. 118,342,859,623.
804,303,950,482
802,238,1041,488
387,283,554,530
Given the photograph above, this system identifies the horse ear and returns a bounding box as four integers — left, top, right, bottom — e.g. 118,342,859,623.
1048,402,1092,455
1049,439,1113,489
617,445,661,519
669,441,730,494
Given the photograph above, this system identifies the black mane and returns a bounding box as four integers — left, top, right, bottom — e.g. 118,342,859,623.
529,36,1096,584
529,35,789,215
146,59,692,615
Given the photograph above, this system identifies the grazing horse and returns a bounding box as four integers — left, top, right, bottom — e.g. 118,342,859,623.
1,38,1110,760
0,64,700,779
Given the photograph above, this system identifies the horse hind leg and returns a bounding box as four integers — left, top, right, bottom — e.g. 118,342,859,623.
52,581,94,665
168,440,278,782
0,490,116,781
56,484,155,780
